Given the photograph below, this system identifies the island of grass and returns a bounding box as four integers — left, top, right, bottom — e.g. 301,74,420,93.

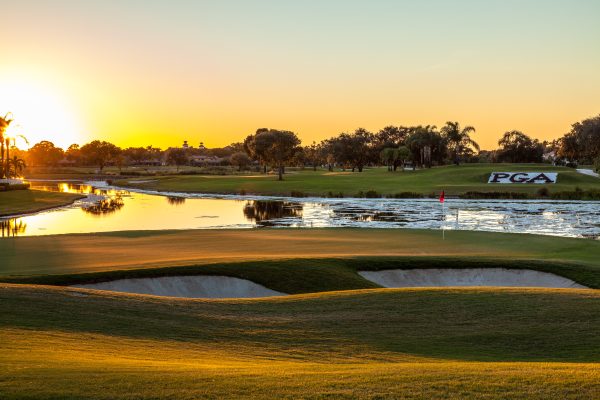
0,189,85,217
113,163,600,199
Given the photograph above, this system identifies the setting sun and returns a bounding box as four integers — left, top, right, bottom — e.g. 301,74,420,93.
0,74,82,149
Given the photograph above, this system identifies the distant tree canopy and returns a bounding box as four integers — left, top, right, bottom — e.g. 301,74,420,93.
244,129,300,180
229,151,251,171
80,140,121,171
557,114,600,163
165,148,189,170
10,112,600,175
496,131,543,163
27,140,64,167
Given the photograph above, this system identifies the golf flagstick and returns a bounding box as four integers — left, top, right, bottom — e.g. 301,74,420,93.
439,190,445,240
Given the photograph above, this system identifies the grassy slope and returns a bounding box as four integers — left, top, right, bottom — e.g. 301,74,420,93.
4,257,600,291
1,284,599,399
0,189,84,217
1,229,600,277
115,164,600,197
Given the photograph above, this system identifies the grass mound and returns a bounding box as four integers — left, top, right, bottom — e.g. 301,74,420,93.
2,284,600,399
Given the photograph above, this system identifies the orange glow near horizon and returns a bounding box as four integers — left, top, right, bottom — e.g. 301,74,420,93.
1,1,599,151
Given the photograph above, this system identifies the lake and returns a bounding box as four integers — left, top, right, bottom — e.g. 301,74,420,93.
1,181,599,239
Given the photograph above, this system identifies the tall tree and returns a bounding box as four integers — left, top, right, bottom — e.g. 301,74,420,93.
497,131,543,163
405,125,445,168
165,148,189,171
440,121,479,165
557,114,600,163
80,140,121,171
27,141,65,167
244,129,300,180
229,151,251,171
0,113,13,178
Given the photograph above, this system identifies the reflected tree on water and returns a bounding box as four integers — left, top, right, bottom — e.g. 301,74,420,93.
243,201,302,226
167,196,186,206
82,196,125,215
0,218,27,237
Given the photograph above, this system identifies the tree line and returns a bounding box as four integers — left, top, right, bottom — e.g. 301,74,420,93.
4,113,600,180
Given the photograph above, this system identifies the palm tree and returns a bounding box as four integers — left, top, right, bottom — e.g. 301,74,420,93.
8,156,26,178
441,121,479,165
0,113,13,178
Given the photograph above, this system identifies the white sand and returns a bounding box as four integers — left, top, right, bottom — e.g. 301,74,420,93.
577,168,599,178
358,268,588,289
73,275,286,298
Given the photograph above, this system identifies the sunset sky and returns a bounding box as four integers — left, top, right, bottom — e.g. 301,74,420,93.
1,0,599,150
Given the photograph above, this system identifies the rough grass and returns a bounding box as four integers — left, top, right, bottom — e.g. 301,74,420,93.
0,189,83,217
1,284,599,399
114,164,599,197
2,228,600,278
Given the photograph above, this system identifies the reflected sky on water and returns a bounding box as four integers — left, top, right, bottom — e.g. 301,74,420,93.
1,181,599,239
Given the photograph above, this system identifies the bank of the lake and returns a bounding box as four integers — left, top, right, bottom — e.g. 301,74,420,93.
0,189,85,217
113,164,600,198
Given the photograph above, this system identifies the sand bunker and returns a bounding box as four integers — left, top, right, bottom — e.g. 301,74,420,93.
359,268,587,289
73,275,285,298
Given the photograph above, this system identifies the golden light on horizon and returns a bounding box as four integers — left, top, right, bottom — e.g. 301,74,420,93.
0,74,83,149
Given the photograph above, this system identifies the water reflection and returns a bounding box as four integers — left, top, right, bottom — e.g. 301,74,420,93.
243,201,303,226
167,196,186,206
2,181,599,239
82,196,125,216
0,219,27,237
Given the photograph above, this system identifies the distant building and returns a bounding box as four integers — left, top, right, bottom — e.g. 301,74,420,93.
182,140,189,149
189,155,224,166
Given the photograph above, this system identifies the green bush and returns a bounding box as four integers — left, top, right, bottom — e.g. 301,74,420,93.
0,183,30,191
390,192,424,198
356,190,381,198
460,191,530,199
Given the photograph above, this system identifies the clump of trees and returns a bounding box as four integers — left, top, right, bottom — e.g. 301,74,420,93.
6,110,600,178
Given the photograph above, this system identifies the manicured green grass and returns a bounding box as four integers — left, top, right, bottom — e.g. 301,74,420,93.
4,257,600,290
2,229,600,278
0,189,84,217
1,284,599,399
115,164,600,197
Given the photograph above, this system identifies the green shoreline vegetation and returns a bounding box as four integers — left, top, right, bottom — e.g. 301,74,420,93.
0,189,84,217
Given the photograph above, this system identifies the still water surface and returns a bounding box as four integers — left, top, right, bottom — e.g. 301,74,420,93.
1,181,599,239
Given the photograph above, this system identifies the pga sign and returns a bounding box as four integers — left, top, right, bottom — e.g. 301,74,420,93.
488,172,558,184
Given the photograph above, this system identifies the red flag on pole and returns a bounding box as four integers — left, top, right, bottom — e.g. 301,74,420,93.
439,190,445,203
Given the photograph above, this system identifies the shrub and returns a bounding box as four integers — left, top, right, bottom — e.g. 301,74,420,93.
327,191,344,198
390,192,424,199
355,190,381,198
290,190,305,198
537,187,550,198
460,191,530,199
